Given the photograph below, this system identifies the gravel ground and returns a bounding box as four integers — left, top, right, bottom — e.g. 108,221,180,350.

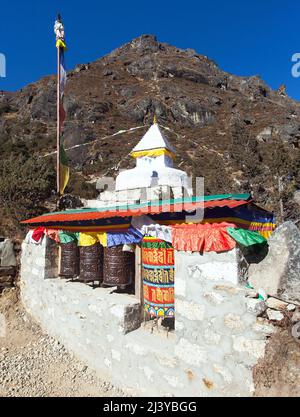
0,288,125,397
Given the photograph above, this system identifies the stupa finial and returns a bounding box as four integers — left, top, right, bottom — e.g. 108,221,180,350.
153,114,158,124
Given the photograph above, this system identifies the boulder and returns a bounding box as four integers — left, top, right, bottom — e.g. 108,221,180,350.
0,239,17,267
246,298,266,315
266,308,284,322
266,297,288,311
248,222,300,303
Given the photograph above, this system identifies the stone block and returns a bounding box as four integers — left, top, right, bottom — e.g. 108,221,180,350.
155,353,178,368
123,304,141,334
139,366,154,382
266,297,288,310
224,314,245,332
252,318,276,335
245,289,259,298
175,338,208,365
213,364,233,384
163,374,184,389
188,261,239,285
204,328,221,344
266,308,284,321
232,336,266,359
213,284,242,295
203,291,225,305
246,298,266,315
176,299,205,321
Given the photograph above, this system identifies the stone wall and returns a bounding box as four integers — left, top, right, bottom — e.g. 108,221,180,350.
20,238,269,397
174,249,269,396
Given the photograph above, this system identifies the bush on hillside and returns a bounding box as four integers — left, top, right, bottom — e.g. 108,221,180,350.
0,155,56,228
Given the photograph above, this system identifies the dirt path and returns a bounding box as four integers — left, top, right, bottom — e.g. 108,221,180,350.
0,288,125,397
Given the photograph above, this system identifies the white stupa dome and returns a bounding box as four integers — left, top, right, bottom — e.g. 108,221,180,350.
115,120,191,192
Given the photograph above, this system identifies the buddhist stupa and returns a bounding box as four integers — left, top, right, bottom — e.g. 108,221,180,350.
115,118,191,192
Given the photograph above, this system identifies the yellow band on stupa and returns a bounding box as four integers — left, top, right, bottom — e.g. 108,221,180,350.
56,39,67,49
130,148,175,159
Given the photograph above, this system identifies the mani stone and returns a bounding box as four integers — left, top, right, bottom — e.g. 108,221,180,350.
248,222,300,303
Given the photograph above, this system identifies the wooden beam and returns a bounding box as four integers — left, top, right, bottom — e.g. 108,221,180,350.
135,245,143,318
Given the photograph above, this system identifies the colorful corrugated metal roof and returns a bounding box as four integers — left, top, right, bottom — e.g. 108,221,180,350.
21,194,251,227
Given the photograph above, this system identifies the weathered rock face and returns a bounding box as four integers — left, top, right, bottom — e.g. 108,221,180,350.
0,239,17,267
249,222,300,303
1,34,300,233
0,239,18,292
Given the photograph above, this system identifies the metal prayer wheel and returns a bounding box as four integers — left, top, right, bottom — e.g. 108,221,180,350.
79,243,103,283
59,241,80,278
103,245,135,288
142,237,175,318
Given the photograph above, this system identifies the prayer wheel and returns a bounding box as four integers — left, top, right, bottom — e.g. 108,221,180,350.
79,243,103,283
59,241,79,278
103,245,135,288
142,237,175,318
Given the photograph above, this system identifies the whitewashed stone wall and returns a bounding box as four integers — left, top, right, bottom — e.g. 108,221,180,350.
175,249,269,396
20,239,269,397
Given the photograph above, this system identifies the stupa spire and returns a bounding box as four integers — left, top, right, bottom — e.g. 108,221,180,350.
130,120,176,159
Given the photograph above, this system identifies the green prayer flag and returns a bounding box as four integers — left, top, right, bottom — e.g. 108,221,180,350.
227,228,267,246
59,231,79,244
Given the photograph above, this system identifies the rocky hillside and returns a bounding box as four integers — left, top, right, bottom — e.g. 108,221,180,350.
1,34,300,234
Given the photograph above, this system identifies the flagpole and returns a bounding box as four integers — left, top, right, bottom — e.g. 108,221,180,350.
56,42,61,196
55,13,69,198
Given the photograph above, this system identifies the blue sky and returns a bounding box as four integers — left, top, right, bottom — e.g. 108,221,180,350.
1,0,300,100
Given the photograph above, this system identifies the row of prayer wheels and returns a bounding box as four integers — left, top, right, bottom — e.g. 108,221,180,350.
59,242,135,288
59,237,175,318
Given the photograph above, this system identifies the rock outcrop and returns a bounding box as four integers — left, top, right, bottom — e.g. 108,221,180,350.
249,222,300,303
